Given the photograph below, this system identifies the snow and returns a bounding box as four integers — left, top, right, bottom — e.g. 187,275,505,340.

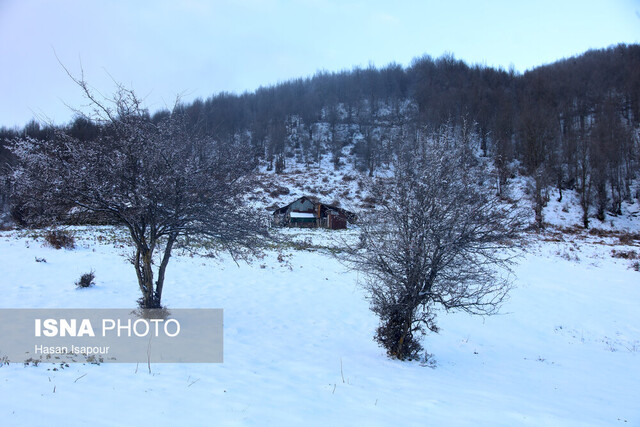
0,227,639,425
289,212,316,219
543,187,640,232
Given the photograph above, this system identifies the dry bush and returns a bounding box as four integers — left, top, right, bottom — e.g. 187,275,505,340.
619,232,640,245
588,228,613,238
611,249,639,260
45,230,75,250
268,186,290,198
75,270,95,288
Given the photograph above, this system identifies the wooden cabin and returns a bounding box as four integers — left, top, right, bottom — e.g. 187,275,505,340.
272,196,355,229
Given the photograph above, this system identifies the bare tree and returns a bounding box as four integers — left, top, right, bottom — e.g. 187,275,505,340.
346,126,525,360
10,76,267,308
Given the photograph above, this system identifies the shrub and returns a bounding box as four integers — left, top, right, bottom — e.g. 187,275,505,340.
619,232,640,245
374,309,427,361
611,249,639,260
268,185,290,198
136,293,163,309
45,230,75,250
75,270,95,288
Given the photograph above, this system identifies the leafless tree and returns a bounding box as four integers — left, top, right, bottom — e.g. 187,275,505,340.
346,125,525,360
10,75,267,308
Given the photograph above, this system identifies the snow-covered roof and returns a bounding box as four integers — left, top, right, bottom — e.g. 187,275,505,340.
290,212,316,219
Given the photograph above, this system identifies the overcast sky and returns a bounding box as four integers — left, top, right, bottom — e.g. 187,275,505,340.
1,0,639,128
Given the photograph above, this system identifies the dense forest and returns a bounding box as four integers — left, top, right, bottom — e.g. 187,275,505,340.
1,43,639,228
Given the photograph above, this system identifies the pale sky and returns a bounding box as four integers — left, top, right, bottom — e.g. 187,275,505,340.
1,0,639,128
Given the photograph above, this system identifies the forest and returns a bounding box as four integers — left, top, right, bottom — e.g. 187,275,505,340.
1,43,639,228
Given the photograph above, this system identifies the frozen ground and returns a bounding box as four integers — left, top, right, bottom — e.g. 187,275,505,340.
0,224,638,426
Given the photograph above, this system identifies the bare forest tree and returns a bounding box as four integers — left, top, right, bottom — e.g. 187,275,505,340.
346,126,525,360
10,76,267,308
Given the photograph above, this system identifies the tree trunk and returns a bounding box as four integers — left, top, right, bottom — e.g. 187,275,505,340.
155,234,177,305
394,315,413,360
580,182,591,229
582,206,589,229
134,244,158,308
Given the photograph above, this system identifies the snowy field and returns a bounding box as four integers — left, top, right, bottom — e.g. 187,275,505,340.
0,224,639,426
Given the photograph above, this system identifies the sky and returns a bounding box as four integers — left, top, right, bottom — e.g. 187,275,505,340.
1,0,639,128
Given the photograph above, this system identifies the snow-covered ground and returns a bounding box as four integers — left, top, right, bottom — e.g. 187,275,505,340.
0,224,638,426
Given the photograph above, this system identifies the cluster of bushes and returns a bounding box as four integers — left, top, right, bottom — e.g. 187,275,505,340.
44,230,75,250
42,230,96,288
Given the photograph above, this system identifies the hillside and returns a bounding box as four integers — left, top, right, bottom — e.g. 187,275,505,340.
3,44,640,230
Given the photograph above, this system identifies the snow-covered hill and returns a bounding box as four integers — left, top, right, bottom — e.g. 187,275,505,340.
253,151,640,239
